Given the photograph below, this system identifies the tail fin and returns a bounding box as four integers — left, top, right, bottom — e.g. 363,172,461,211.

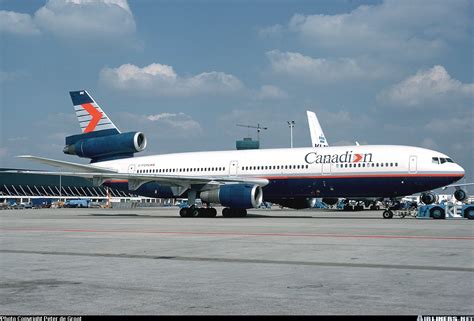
69,90,120,134
307,111,329,147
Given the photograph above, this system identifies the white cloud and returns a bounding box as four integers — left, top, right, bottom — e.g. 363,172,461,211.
285,0,470,59
258,24,284,38
424,116,473,134
0,147,9,158
266,50,387,83
420,138,439,150
0,0,135,41
0,70,30,83
0,11,40,35
34,0,135,40
100,63,244,97
256,85,288,100
378,65,474,107
147,112,202,132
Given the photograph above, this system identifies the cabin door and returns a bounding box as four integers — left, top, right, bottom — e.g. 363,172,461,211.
229,161,239,176
408,156,417,173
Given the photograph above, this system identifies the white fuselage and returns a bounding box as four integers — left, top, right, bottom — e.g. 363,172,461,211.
94,145,464,200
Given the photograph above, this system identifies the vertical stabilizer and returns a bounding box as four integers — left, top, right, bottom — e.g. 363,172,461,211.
69,90,120,134
307,111,328,147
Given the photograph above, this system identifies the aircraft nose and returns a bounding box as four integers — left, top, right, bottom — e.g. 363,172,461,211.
457,164,465,177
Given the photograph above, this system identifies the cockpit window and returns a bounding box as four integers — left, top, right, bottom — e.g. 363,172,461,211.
433,157,454,164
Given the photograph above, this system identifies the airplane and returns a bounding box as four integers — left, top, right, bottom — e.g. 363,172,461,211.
16,90,468,219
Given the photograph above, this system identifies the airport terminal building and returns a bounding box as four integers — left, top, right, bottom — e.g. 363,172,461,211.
0,168,166,207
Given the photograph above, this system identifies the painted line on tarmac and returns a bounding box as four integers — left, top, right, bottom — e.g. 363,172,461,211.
1,249,473,272
0,227,473,241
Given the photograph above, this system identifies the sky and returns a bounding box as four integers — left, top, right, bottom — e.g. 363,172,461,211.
0,0,473,185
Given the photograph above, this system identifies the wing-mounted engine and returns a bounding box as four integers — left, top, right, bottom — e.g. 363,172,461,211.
200,184,263,209
420,192,438,205
64,130,147,163
454,189,468,202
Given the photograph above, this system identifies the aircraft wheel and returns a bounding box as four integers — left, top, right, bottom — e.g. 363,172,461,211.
239,209,247,217
209,208,217,217
382,210,393,219
430,206,445,220
179,208,188,217
222,208,231,217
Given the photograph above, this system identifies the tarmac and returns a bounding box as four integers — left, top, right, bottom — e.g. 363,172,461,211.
0,207,473,315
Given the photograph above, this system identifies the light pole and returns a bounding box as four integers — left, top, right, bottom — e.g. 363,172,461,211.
287,121,295,148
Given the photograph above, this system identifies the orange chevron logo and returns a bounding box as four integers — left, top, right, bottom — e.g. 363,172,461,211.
353,154,363,162
81,103,102,133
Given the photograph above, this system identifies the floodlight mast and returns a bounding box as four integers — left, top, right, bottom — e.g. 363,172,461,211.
287,120,295,148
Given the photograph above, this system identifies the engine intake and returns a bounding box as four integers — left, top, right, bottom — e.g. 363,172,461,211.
200,184,263,209
454,189,468,202
420,192,438,205
64,131,146,162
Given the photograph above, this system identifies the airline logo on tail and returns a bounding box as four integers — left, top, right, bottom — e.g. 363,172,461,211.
70,90,120,134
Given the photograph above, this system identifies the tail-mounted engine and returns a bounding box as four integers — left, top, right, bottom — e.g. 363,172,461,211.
64,129,147,163
200,184,263,209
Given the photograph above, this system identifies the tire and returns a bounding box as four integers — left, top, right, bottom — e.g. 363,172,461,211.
222,208,231,217
179,208,187,217
382,210,393,219
464,206,474,220
430,206,445,219
209,208,217,217
239,209,247,217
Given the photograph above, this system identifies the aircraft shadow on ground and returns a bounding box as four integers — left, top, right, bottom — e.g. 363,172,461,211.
81,213,385,220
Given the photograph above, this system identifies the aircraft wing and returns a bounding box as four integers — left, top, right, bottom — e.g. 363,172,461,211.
441,182,474,190
7,169,270,195
15,155,269,196
18,155,117,173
